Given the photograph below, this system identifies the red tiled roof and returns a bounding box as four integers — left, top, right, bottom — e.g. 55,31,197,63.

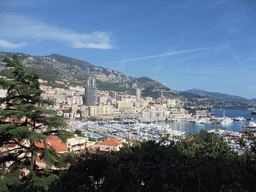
35,136,68,153
35,156,46,163
96,138,122,146
0,141,17,148
4,143,17,148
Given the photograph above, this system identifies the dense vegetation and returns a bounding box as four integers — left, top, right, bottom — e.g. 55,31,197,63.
47,131,256,192
0,55,72,191
1,129,256,191
96,80,136,95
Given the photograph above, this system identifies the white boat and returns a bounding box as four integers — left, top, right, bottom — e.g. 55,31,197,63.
194,118,212,124
219,110,233,126
233,116,245,121
243,121,256,128
240,121,256,133
220,118,233,126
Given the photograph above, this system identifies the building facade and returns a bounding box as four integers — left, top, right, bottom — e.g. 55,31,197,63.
136,88,141,100
84,78,98,106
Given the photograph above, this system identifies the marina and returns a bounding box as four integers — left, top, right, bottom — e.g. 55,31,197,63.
73,120,186,142
68,110,256,154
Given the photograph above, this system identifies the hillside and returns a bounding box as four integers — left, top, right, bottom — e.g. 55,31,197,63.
0,51,254,109
184,89,252,104
250,98,256,104
0,51,179,99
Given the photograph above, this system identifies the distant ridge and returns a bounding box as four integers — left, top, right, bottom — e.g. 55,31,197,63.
184,88,252,104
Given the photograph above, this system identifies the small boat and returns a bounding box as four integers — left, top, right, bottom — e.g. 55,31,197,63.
240,121,256,133
220,118,233,126
251,111,256,115
240,128,256,133
243,121,256,129
233,117,246,121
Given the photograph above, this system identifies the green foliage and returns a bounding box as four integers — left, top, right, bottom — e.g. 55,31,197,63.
96,80,135,94
239,129,256,158
19,171,59,192
87,117,102,121
57,152,80,166
0,55,70,190
0,69,15,80
1,129,252,191
177,129,234,158
113,117,122,121
77,133,86,138
48,130,256,191
88,137,97,142
75,117,83,120
0,169,22,192
159,133,170,143
49,152,107,192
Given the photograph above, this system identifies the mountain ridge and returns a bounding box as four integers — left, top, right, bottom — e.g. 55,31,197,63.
184,88,255,104
0,51,254,108
0,51,178,99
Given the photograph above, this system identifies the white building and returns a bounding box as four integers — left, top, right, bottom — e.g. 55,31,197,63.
94,138,123,153
136,88,141,100
66,135,88,153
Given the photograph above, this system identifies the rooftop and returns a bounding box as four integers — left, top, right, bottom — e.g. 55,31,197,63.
35,136,68,153
96,138,122,146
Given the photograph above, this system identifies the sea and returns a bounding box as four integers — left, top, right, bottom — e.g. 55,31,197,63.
159,110,255,136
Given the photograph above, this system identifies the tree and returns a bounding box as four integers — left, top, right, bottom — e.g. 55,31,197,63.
49,151,107,192
0,55,70,191
49,130,256,191
239,129,256,160
177,129,234,158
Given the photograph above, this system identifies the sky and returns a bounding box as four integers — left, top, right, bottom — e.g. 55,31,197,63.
0,0,256,99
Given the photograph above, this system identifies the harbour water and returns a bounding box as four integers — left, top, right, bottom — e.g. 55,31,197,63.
70,110,254,155
72,110,255,141
159,110,254,136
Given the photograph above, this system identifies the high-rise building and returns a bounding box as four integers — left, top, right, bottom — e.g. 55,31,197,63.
136,88,141,100
84,78,98,106
87,78,96,87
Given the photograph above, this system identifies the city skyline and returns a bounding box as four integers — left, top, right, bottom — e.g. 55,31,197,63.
0,0,256,99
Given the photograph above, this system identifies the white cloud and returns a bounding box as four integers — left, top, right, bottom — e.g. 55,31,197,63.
0,39,27,48
0,14,113,49
224,43,244,65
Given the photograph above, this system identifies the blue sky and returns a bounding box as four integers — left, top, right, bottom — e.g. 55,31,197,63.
0,0,256,99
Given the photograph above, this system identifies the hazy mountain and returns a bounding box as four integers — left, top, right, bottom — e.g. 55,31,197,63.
250,98,256,104
184,89,252,104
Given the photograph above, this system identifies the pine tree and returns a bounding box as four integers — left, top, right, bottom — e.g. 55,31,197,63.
0,55,71,190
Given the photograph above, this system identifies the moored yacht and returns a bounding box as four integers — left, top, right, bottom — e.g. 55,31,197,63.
243,121,256,129
233,116,246,121
240,121,256,133
251,111,256,115
220,118,233,126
